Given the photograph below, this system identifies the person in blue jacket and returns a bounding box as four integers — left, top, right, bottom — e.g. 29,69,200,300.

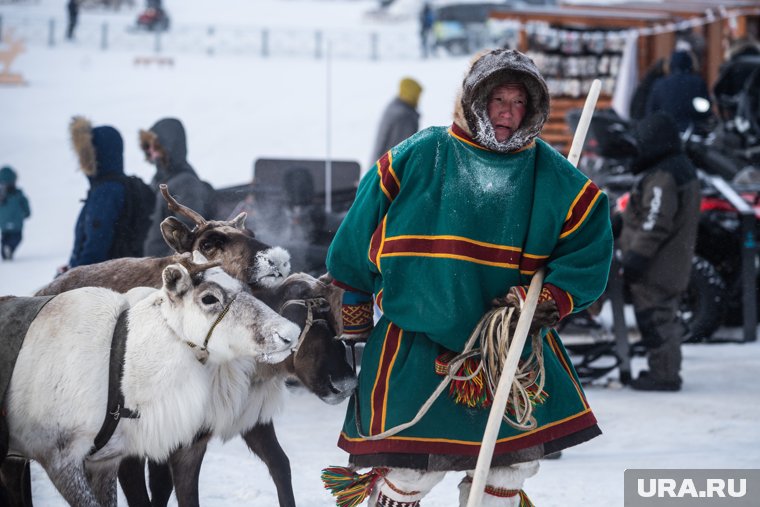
0,166,31,261
65,116,127,269
645,50,712,132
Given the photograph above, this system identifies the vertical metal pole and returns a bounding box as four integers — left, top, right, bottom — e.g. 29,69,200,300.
370,32,378,61
100,23,109,51
0,15,4,42
608,255,631,383
315,30,322,59
325,39,333,214
740,212,757,342
48,18,55,47
261,29,269,58
207,25,215,56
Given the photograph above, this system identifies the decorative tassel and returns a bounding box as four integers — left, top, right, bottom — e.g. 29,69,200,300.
321,466,387,507
436,352,492,409
519,489,535,507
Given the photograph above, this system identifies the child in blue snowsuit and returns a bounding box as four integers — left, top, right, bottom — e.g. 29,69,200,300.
0,166,31,261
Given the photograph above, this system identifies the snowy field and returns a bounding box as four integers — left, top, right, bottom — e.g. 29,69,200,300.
1,0,759,506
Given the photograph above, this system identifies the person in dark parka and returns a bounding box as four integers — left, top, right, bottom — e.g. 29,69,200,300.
619,111,701,391
645,50,712,132
370,77,422,165
139,117,215,257
67,117,127,269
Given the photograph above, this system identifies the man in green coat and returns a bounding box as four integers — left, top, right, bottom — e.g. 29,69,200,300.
324,49,613,507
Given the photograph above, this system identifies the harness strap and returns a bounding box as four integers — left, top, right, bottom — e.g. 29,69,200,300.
279,297,327,353
90,310,139,456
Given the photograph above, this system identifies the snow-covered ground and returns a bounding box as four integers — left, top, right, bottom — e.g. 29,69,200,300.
1,1,759,506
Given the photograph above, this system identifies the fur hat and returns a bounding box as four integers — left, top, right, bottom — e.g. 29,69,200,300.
0,165,17,185
70,116,124,177
460,49,550,153
398,77,422,107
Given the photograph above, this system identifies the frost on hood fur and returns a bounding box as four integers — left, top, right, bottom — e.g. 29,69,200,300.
459,49,550,153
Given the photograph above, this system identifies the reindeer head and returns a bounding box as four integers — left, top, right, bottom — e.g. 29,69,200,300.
254,272,356,403
159,184,291,289
159,252,300,365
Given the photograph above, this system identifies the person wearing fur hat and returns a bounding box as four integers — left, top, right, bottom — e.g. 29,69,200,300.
140,117,215,257
370,77,423,165
323,49,612,506
0,166,31,261
66,117,128,269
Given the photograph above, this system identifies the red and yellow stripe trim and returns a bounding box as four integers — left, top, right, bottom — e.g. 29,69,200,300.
560,180,602,239
380,234,522,269
377,151,400,202
340,409,596,456
369,323,403,435
368,216,388,271
546,329,589,405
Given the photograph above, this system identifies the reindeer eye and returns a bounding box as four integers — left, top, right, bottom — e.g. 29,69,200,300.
200,233,226,253
201,294,219,305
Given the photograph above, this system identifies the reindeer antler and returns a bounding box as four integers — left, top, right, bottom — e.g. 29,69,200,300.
175,253,223,277
160,184,208,227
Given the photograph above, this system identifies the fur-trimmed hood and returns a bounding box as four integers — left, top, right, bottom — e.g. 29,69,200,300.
69,116,124,178
139,117,192,175
457,49,549,153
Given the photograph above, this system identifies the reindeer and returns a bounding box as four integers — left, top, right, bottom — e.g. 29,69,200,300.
123,272,355,507
36,184,291,297
1,254,300,507
3,186,356,507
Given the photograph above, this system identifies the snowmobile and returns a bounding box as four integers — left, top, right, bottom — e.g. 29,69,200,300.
564,77,760,356
135,6,170,32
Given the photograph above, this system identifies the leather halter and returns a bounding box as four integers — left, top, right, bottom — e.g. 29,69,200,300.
278,297,331,355
185,295,236,364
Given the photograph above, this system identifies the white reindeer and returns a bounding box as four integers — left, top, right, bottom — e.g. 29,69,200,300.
3,254,300,507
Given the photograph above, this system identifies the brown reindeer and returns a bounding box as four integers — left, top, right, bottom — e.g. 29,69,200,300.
36,184,291,296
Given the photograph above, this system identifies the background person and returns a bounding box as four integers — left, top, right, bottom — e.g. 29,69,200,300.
419,2,435,58
645,49,712,132
619,111,701,392
66,0,79,40
324,49,612,507
0,165,31,261
139,117,216,257
370,77,422,165
65,117,127,269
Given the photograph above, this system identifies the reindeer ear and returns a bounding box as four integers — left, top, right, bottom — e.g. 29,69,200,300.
160,217,195,253
162,264,192,297
230,212,247,230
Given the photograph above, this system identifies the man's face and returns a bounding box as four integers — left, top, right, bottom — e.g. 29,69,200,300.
487,84,528,142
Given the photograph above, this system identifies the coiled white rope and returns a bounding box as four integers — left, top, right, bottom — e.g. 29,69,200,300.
353,304,544,439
